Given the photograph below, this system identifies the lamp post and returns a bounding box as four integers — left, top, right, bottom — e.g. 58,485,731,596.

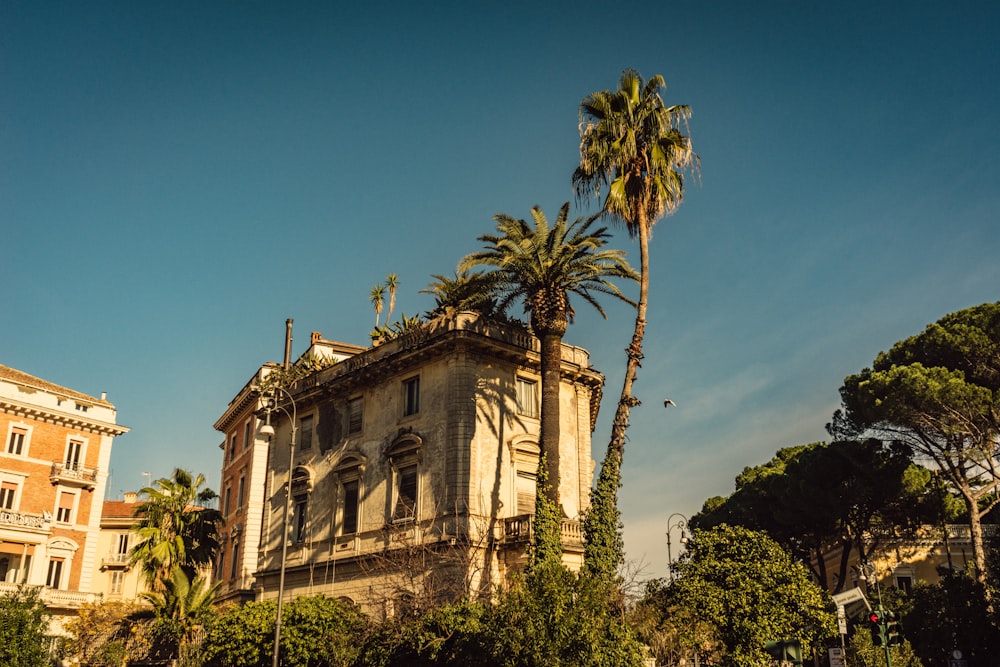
258,385,297,667
666,513,688,582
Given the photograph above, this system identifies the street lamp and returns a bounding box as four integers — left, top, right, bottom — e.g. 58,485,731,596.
666,513,688,582
258,385,297,667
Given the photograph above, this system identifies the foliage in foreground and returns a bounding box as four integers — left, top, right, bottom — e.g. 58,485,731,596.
666,524,835,667
201,595,366,667
0,586,50,667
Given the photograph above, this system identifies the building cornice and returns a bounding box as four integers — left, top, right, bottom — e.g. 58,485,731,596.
0,399,129,436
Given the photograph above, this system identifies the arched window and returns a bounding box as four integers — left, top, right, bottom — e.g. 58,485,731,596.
290,466,312,543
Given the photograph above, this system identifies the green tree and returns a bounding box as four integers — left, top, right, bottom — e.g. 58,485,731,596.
692,439,943,593
65,600,146,667
668,525,835,667
833,302,1000,584
482,569,645,667
421,270,499,318
573,69,697,579
201,595,366,667
129,468,222,591
0,586,50,667
141,567,219,663
460,203,636,511
900,573,999,667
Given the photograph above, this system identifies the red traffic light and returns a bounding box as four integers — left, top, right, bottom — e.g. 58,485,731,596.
869,612,881,624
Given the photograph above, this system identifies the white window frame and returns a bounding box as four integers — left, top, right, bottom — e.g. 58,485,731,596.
55,489,78,524
515,376,539,419
109,569,125,596
0,479,20,510
64,436,87,470
5,423,31,457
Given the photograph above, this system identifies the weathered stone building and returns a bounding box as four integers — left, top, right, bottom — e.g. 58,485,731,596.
216,313,603,614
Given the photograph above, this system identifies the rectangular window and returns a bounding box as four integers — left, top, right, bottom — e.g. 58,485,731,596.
516,470,537,515
109,570,124,596
895,576,913,594
229,435,237,460
223,487,231,516
403,377,420,416
230,543,240,580
57,491,74,523
348,397,363,433
46,558,64,588
516,378,538,418
7,428,26,455
243,420,252,450
65,439,84,470
394,464,417,521
293,499,308,542
237,476,245,509
0,481,17,510
116,533,130,557
298,415,313,450
342,479,359,534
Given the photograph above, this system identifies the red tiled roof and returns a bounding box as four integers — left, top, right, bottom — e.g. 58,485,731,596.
102,500,139,518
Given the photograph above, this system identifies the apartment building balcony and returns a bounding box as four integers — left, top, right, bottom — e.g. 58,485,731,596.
100,552,131,570
501,514,584,548
49,462,98,489
0,581,100,609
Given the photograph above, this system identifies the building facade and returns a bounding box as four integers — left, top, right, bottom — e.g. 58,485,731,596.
91,491,148,603
0,363,128,625
217,313,603,614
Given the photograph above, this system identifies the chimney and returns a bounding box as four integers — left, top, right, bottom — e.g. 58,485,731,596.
124,491,138,504
283,318,294,369
311,331,322,344
100,391,107,401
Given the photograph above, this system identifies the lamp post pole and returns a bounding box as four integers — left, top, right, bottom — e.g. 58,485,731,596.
260,386,297,667
666,513,688,583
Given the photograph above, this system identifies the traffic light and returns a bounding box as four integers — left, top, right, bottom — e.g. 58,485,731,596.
869,610,887,646
764,639,802,665
885,610,903,646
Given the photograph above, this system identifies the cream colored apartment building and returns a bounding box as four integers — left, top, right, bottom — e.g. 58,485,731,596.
0,363,128,626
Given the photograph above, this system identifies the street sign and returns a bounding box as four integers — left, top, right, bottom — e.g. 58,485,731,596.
828,647,845,667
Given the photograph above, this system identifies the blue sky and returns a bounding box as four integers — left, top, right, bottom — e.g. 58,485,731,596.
3,2,998,580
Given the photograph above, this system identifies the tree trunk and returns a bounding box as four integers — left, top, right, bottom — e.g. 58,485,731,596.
539,330,564,511
607,209,650,455
962,485,990,588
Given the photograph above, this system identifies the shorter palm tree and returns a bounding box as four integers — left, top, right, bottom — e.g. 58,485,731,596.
141,566,220,662
460,203,637,510
421,269,499,318
129,469,221,592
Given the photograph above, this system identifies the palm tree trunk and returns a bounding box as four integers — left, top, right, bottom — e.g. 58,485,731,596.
539,331,564,511
608,212,649,455
584,208,650,578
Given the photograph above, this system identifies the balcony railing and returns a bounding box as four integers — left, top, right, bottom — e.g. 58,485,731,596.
50,462,98,489
101,552,131,569
0,582,100,609
502,514,583,547
0,508,49,530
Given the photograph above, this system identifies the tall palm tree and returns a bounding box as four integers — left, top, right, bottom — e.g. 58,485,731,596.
129,468,222,591
573,69,697,577
460,203,636,511
370,284,386,328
